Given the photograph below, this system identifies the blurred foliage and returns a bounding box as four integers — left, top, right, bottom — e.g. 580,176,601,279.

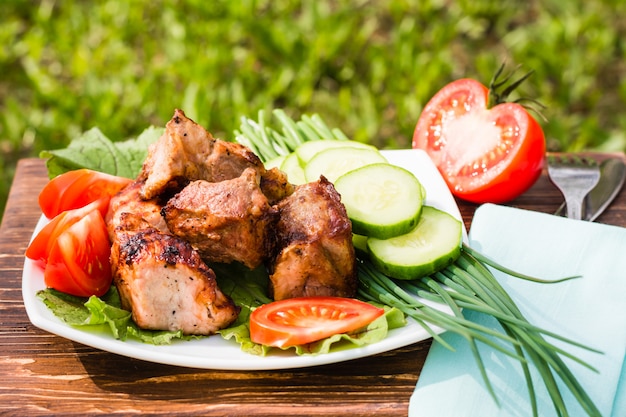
2,0,626,221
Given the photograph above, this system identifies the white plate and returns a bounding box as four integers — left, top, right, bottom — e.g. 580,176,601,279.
22,149,465,370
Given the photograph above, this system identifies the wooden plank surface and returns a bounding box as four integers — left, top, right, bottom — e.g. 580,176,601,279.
1,155,624,416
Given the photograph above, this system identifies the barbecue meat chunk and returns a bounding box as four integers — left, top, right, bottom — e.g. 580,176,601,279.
106,180,169,239
138,109,292,202
202,137,266,184
268,176,357,300
110,213,239,335
138,109,284,201
258,166,294,205
162,168,277,269
138,109,216,199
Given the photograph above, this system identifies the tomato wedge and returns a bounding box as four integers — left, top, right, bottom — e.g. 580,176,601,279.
250,297,385,348
43,209,112,297
39,169,132,219
25,198,110,263
412,78,545,204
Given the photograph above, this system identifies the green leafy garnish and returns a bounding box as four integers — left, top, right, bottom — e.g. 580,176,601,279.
219,304,404,356
37,264,400,354
212,262,403,356
40,126,163,179
357,250,602,417
37,287,191,345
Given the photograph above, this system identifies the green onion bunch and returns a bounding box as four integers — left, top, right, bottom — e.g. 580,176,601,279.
357,246,601,417
234,109,349,161
234,109,601,417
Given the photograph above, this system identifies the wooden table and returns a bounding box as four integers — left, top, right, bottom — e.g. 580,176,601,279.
1,156,625,416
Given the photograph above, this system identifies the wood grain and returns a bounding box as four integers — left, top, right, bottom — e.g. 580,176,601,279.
1,155,624,416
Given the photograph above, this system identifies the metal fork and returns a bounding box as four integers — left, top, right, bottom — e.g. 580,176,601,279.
547,154,601,220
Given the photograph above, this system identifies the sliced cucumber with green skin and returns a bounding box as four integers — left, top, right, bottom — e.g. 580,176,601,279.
334,162,424,239
265,155,287,170
280,152,306,185
418,181,426,201
352,233,369,254
367,206,462,280
304,146,388,183
295,139,376,166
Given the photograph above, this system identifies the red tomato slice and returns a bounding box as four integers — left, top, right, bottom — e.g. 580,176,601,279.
412,78,546,204
250,297,385,348
39,169,132,219
44,210,112,297
25,198,110,263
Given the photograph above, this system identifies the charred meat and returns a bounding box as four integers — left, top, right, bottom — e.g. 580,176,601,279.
110,213,239,335
259,166,294,205
106,180,169,238
138,109,290,203
105,109,358,336
267,176,358,300
162,168,276,269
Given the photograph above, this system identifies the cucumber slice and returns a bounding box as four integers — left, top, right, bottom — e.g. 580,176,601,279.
295,139,376,166
304,146,387,183
334,163,424,239
352,233,369,254
367,206,462,280
265,155,287,170
280,152,307,185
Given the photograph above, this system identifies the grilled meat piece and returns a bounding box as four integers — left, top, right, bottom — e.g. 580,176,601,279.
268,176,357,300
162,168,276,269
110,213,239,335
138,109,286,202
202,137,265,184
260,166,294,205
106,180,169,239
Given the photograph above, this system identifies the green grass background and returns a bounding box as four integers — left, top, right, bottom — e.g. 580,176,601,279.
2,0,626,222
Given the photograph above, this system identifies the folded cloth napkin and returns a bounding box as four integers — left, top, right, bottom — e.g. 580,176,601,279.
409,204,626,417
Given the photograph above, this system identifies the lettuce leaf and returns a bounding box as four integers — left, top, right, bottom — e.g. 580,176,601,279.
37,287,192,345
37,264,406,354
40,126,163,179
211,262,406,355
219,304,405,356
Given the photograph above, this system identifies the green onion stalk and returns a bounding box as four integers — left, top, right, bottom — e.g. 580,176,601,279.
357,247,601,417
234,109,602,417
233,109,350,161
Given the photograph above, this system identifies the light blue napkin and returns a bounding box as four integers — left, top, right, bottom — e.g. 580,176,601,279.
409,204,626,417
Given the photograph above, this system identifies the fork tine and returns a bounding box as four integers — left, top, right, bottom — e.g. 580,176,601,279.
547,153,601,220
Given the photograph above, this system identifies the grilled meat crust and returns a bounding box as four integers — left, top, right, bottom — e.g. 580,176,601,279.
162,168,277,269
138,109,293,203
268,176,357,300
138,109,267,200
260,166,295,205
110,213,239,335
106,180,169,239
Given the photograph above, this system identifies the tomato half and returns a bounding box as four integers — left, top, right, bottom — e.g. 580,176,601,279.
25,198,110,263
412,78,546,204
44,209,112,297
39,169,132,219
250,297,385,348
